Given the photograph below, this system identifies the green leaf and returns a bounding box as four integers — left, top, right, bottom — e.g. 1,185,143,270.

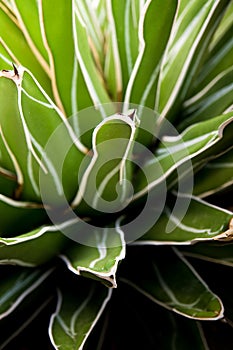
181,67,233,128
0,194,46,237
99,282,209,349
124,0,178,111
133,195,233,244
72,112,138,214
193,147,233,197
156,0,229,123
11,0,49,69
75,0,104,66
74,6,113,113
122,246,223,320
0,2,52,95
0,266,53,319
0,264,54,349
181,241,233,267
37,0,75,114
0,219,72,265
106,0,142,97
49,277,112,350
0,67,87,204
133,113,233,200
61,222,125,288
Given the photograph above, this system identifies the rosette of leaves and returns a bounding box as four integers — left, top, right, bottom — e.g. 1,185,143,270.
1,0,233,349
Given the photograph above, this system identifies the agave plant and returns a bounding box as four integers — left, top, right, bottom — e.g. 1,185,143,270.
1,0,233,348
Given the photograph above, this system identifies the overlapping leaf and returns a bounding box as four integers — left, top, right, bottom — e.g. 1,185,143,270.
0,1,52,94
193,147,233,197
0,67,87,204
156,0,230,123
0,266,53,319
124,0,178,112
133,113,233,200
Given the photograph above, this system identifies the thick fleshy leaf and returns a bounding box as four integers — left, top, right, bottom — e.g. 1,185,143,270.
106,0,143,97
121,246,223,320
104,0,123,102
186,1,233,96
181,241,233,267
133,113,233,200
193,147,233,197
182,68,233,129
0,2,52,94
124,0,178,111
37,0,75,114
60,222,125,288
49,277,112,350
180,1,233,128
185,257,233,331
75,0,104,66
0,169,16,197
132,195,233,244
0,266,53,319
156,0,229,123
72,112,138,214
0,264,55,349
11,0,49,66
0,67,87,204
74,6,112,109
0,219,73,265
93,282,209,349
0,194,46,236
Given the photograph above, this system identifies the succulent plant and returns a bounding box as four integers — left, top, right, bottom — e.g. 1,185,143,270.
1,0,233,349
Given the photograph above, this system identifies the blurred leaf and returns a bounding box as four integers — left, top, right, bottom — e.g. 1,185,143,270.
0,2,52,94
106,0,142,97
0,194,46,236
95,282,209,350
75,0,104,66
0,266,53,319
181,241,233,267
193,147,233,197
12,0,49,67
74,6,113,111
156,0,229,123
124,0,178,111
49,277,112,350
122,246,223,320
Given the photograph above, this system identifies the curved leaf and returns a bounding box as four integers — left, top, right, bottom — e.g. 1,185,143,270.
132,195,233,245
0,67,87,204
72,112,138,214
133,113,233,200
49,278,112,350
0,2,52,94
156,0,229,123
122,246,223,320
0,219,72,265
124,0,178,111
193,147,233,197
0,266,53,319
61,221,125,288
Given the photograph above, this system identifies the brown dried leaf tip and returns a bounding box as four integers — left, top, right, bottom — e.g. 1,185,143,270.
0,63,23,85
